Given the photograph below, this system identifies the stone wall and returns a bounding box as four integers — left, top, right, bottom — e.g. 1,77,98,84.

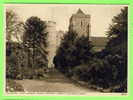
45,21,57,68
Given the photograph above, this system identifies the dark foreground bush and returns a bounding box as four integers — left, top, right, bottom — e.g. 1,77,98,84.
72,58,112,88
54,32,93,76
6,42,28,79
110,79,127,92
72,55,127,92
6,42,48,80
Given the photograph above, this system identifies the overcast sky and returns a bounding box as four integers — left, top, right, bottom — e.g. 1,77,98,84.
5,4,127,37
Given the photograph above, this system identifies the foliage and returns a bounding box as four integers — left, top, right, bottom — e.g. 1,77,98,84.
111,79,127,92
74,35,93,64
72,54,127,90
24,16,47,47
105,7,127,91
54,31,77,73
6,10,24,42
6,42,48,79
6,42,28,79
6,16,49,79
54,31,93,76
23,16,48,68
6,43,22,79
89,7,128,91
106,7,127,51
73,58,111,88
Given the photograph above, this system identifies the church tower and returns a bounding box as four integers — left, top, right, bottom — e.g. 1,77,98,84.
69,8,91,37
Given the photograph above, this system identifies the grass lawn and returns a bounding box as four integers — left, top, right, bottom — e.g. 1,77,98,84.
6,79,24,92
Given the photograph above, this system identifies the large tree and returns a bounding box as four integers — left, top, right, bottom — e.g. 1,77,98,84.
106,7,127,52
6,10,24,42
23,16,48,68
102,7,128,92
6,10,27,79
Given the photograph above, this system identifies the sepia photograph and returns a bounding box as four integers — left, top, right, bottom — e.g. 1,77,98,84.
5,4,128,95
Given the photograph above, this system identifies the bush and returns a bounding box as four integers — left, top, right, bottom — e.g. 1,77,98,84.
6,42,28,79
72,58,112,88
111,79,127,92
54,31,93,75
104,54,127,83
71,54,127,90
73,58,124,88
6,42,48,79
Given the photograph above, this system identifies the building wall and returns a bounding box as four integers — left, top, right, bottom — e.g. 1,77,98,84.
56,30,65,48
45,22,66,68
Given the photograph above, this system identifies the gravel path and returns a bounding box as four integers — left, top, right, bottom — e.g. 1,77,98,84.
15,70,99,94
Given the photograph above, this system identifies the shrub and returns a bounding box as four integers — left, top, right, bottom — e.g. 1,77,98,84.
72,58,110,88
72,56,126,89
6,42,28,79
55,31,93,75
6,42,48,79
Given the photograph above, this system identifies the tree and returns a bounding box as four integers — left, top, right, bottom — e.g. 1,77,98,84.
6,42,28,79
74,35,93,64
106,7,127,51
54,31,93,75
6,10,26,79
105,7,127,76
101,7,128,92
55,31,77,73
6,10,24,42
23,16,48,68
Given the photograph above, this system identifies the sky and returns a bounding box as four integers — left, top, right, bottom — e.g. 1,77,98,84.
5,4,127,37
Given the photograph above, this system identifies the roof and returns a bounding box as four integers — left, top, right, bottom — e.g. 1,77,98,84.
90,37,108,51
90,37,108,47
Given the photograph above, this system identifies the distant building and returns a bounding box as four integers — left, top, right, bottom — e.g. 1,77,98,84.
69,8,91,37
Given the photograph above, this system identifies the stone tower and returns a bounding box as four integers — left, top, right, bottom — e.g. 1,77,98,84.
69,8,91,37
45,21,57,68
